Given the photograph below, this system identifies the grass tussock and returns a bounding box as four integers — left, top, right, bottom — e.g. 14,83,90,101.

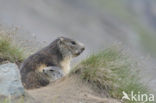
0,31,25,64
72,47,151,103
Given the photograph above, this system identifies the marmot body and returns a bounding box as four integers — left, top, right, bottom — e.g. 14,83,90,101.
20,37,85,89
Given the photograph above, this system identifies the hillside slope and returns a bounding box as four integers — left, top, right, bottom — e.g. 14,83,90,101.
28,48,151,103
0,0,155,98
28,76,119,103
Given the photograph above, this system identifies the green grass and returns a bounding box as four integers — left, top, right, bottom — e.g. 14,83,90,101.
72,47,153,103
0,97,24,103
0,99,9,103
0,33,26,64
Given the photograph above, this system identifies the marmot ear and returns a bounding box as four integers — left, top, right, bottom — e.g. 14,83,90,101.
57,37,64,45
58,37,64,41
59,37,64,41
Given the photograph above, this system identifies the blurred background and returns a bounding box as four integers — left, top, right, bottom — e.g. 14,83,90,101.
0,0,156,93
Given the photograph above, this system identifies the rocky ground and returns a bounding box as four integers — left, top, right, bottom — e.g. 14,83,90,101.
0,62,119,103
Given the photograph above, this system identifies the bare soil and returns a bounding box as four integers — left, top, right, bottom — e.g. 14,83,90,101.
27,75,119,103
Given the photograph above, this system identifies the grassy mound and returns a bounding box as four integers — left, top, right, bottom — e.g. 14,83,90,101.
72,47,151,103
0,32,25,64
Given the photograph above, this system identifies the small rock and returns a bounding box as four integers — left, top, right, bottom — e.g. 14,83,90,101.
0,63,24,97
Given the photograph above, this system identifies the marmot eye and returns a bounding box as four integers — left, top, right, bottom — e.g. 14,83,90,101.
71,41,76,45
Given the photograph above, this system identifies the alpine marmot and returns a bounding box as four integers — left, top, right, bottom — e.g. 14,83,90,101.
20,37,85,89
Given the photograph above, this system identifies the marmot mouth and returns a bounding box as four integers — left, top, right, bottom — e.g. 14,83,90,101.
75,52,81,56
74,47,85,57
74,51,83,56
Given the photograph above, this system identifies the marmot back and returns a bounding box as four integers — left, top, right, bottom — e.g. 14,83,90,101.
20,37,85,89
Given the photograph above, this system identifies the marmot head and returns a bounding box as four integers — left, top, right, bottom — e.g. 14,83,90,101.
43,67,63,81
57,37,85,58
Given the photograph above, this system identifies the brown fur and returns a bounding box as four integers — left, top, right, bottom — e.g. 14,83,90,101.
20,37,85,89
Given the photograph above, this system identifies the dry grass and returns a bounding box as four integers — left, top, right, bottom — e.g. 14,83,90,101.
72,47,152,103
0,30,26,65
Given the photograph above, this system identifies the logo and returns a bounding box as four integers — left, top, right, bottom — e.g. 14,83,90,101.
121,91,155,102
